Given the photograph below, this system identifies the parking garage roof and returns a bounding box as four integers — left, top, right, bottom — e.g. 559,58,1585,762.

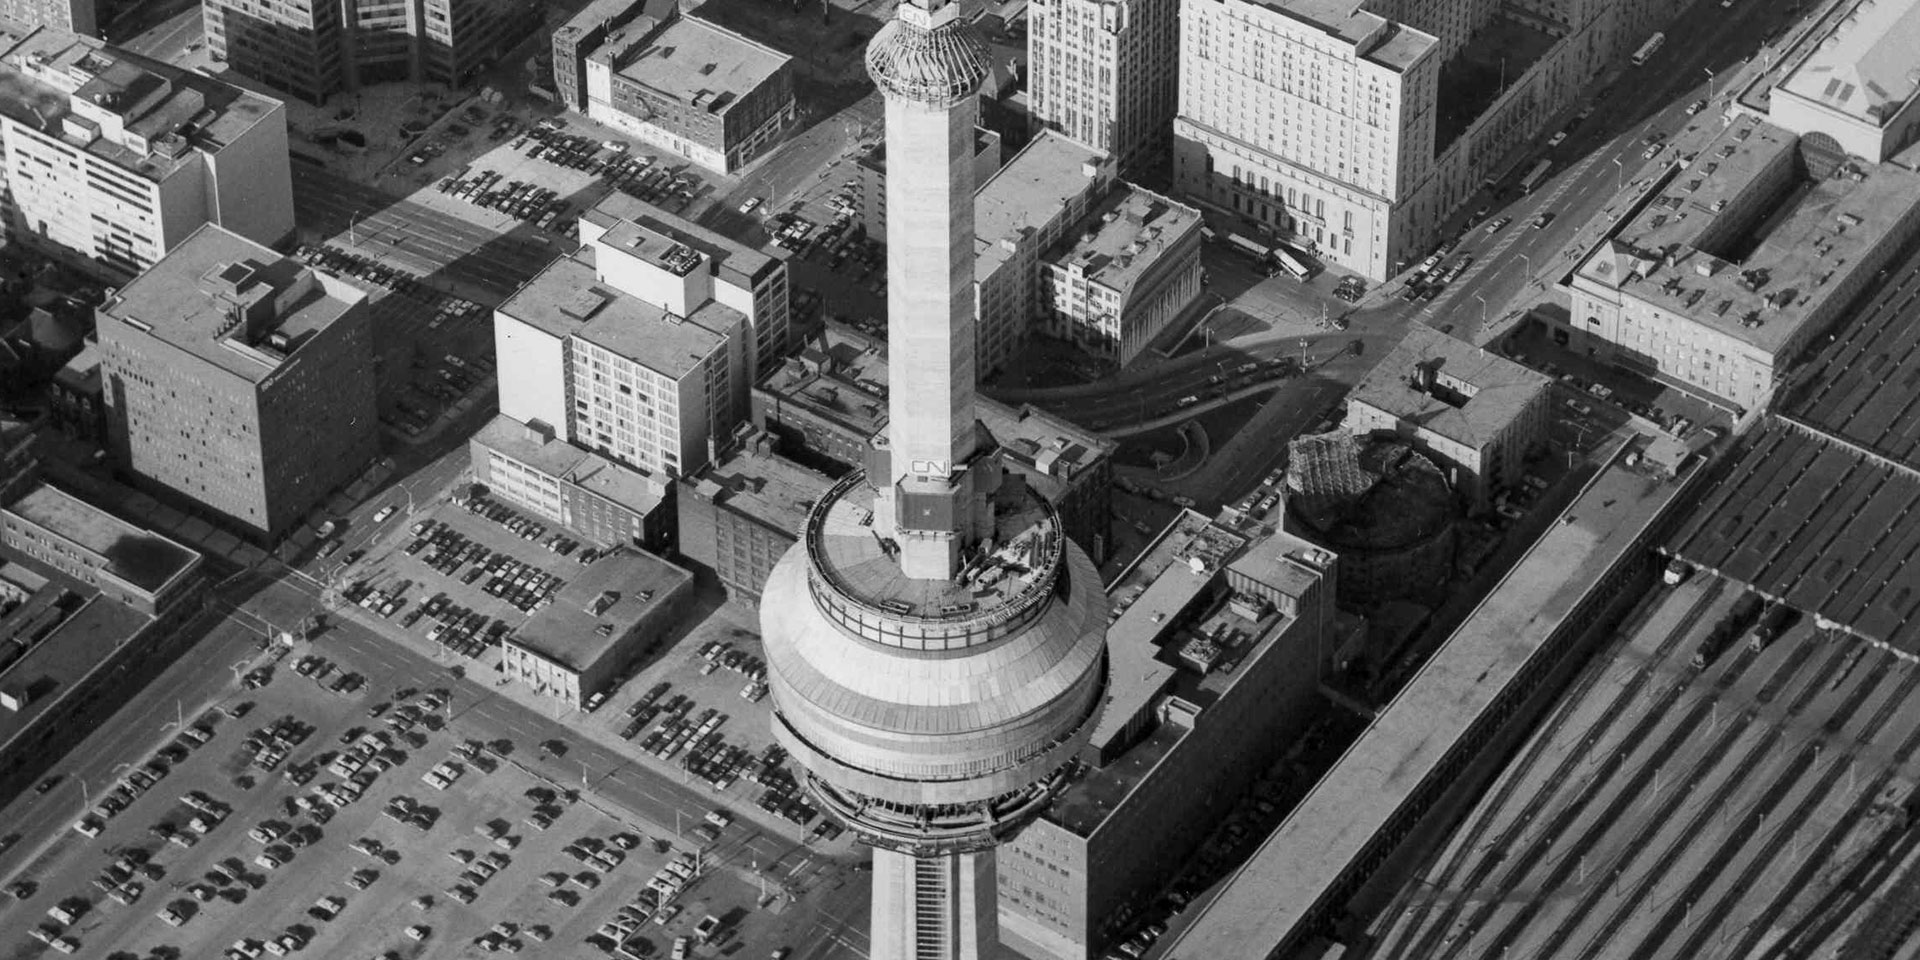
1163,449,1685,958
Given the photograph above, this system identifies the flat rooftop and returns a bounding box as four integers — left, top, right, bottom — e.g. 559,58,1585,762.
1047,183,1202,298
1351,324,1550,449
1165,449,1686,957
1242,0,1434,71
1053,598,1302,837
0,569,152,753
976,130,1107,281
1093,511,1242,748
1776,0,1920,128
3,483,198,594
556,0,657,38
0,19,280,182
475,414,590,479
104,225,365,383
585,191,784,290
979,400,1113,499
590,15,788,119
501,249,736,380
567,453,667,514
693,442,833,538
1573,115,1920,357
757,322,891,441
510,549,691,670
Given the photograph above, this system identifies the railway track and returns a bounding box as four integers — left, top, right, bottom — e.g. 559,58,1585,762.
1667,661,1920,960
1374,580,1729,959
1726,666,1920,960
1570,648,1901,959
1446,629,1851,960
1367,579,1725,957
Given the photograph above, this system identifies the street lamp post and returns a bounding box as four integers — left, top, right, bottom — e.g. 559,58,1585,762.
1517,253,1534,286
1473,293,1490,327
349,211,361,247
1704,67,1716,102
1612,156,1625,192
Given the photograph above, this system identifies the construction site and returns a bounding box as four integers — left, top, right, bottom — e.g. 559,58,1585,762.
1353,572,1920,960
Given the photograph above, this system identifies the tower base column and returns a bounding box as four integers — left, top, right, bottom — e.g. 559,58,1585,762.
870,847,999,960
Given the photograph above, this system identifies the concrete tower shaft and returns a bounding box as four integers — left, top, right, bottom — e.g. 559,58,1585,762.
758,6,1109,959
865,0,997,580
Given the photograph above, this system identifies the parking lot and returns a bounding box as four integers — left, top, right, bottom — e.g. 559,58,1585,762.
326,489,840,854
290,242,496,442
5,612,828,960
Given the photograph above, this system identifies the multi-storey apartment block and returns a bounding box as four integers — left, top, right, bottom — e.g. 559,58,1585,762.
95,225,380,541
496,206,751,479
0,19,294,280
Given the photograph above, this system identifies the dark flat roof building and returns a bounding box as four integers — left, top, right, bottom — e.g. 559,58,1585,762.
97,224,380,541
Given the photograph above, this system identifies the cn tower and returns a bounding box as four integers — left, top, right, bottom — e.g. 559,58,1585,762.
758,0,1109,957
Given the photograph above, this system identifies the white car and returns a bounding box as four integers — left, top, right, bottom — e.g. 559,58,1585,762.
406,925,431,941
1547,131,1567,146
1686,99,1707,116
372,505,396,523
738,197,762,214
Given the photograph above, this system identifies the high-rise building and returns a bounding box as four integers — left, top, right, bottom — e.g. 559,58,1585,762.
201,0,538,103
1172,0,1441,281
95,225,380,541
495,205,752,479
1026,0,1178,179
0,20,294,280
1173,0,1683,281
0,0,92,35
759,3,1109,958
580,13,796,174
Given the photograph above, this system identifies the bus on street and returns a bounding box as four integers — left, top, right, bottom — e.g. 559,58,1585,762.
1519,159,1553,194
1271,244,1315,281
1631,32,1665,66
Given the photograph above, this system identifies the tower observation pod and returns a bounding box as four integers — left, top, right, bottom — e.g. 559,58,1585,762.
758,1,1110,958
